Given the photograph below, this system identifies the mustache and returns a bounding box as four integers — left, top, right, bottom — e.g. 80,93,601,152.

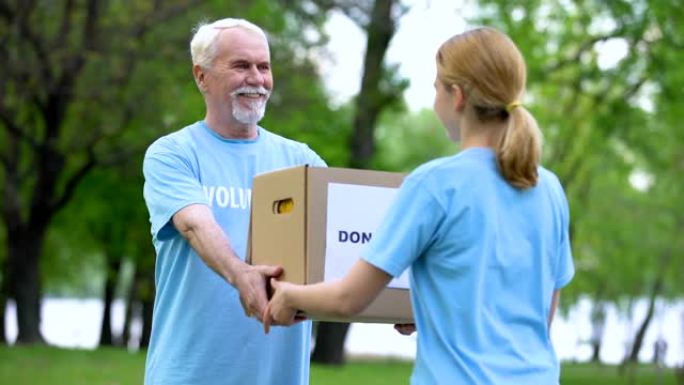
231,86,270,97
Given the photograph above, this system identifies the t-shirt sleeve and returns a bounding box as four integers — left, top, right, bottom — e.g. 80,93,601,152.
142,139,209,240
303,144,327,167
554,182,575,289
361,172,444,277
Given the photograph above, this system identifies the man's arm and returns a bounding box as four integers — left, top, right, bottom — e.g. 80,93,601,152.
173,203,282,320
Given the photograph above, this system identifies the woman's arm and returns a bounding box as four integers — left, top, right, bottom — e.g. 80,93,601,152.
263,259,393,333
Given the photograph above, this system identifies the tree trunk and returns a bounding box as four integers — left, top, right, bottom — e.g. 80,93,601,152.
140,289,154,349
7,228,46,344
99,255,122,347
123,263,139,348
625,247,673,365
0,299,5,345
139,267,155,349
311,322,351,365
0,258,8,345
626,277,663,363
313,0,398,365
123,263,155,350
590,302,606,363
349,0,397,169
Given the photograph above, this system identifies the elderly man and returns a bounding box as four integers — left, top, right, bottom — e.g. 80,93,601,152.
142,18,325,385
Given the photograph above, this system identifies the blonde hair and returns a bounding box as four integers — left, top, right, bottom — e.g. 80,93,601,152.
190,18,267,69
436,27,542,189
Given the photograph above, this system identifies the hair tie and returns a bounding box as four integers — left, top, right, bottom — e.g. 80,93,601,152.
505,101,522,113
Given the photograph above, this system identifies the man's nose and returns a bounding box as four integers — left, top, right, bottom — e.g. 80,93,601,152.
245,66,264,85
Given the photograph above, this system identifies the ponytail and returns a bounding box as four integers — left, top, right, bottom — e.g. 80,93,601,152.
495,105,542,189
436,27,540,188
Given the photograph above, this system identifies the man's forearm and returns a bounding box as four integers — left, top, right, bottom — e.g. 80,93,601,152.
173,204,245,286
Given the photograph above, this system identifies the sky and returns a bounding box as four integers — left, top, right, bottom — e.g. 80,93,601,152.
318,1,629,112
319,1,471,111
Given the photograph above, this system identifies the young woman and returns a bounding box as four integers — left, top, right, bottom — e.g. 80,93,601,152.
263,27,574,385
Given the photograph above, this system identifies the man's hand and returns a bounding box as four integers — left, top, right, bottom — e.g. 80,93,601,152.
234,264,283,322
262,278,307,334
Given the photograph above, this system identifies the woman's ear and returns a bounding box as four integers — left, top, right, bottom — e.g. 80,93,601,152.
451,84,466,112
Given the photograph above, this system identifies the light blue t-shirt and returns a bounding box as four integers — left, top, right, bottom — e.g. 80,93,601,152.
142,121,326,385
362,147,574,385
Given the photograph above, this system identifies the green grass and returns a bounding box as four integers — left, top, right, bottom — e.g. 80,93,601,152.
0,345,146,385
312,359,414,384
0,345,680,385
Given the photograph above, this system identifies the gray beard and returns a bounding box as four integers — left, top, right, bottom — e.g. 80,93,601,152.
232,98,267,125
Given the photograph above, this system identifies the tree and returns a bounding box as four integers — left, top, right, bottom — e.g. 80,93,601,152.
473,0,684,365
0,0,350,346
0,0,220,344
45,163,153,347
373,109,456,172
309,0,409,365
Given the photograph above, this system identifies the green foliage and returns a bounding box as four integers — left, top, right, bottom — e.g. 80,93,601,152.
1,1,351,299
257,1,354,167
373,108,456,172
42,162,151,297
471,0,684,313
3,0,682,351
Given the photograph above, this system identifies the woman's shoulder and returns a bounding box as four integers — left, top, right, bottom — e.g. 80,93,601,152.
538,166,564,190
409,149,494,181
537,166,569,205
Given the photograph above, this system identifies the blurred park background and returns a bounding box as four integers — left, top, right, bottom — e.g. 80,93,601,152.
1,0,683,384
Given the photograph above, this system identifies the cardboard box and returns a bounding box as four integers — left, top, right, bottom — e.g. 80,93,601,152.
249,165,413,324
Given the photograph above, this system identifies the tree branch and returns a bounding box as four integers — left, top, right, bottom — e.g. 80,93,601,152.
543,30,628,75
128,0,203,39
0,130,25,230
100,146,145,168
593,35,651,108
0,0,13,21
53,0,76,51
624,75,648,102
0,106,39,147
0,150,8,170
15,1,53,89
81,0,99,51
50,150,96,213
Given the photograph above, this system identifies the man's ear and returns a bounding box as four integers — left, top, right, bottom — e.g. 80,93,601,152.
451,84,466,112
193,64,207,92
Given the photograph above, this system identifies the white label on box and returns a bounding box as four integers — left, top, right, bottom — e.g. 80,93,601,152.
324,183,410,290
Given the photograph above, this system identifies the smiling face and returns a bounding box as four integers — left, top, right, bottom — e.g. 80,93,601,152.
195,26,273,136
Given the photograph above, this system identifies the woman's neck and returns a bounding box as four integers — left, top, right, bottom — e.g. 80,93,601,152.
459,118,507,150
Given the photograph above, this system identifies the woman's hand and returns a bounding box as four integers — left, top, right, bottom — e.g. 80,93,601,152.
262,278,306,334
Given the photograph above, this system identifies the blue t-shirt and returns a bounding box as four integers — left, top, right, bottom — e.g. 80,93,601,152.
362,147,574,385
142,121,326,385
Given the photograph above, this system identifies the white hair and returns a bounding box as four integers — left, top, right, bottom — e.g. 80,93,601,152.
190,18,268,69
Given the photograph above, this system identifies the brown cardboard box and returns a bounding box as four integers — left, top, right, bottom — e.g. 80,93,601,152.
249,165,413,324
